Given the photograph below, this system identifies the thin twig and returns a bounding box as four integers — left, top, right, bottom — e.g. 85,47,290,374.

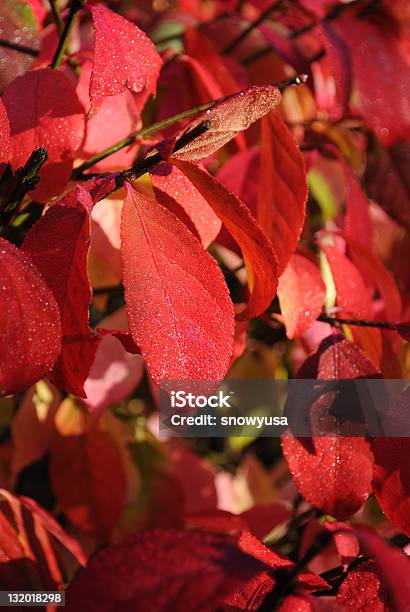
115,120,210,189
260,530,333,610
72,100,219,179
48,0,64,35
277,74,308,90
0,38,39,57
51,0,83,69
93,285,123,296
0,148,48,232
72,75,306,179
223,0,285,54
318,314,396,331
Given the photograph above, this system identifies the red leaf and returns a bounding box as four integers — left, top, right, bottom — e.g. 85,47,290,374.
299,519,359,573
76,59,140,171
184,504,290,541
322,521,359,567
365,138,410,231
154,58,206,129
167,442,218,516
336,561,388,611
184,28,242,97
373,387,410,536
215,146,260,254
84,310,144,417
282,336,377,518
151,162,222,248
354,528,410,611
240,504,291,540
23,187,98,397
0,0,40,93
65,529,270,612
3,68,84,201
315,22,352,121
83,334,144,416
278,254,325,339
184,510,248,535
172,85,281,161
120,182,235,383
334,17,410,145
50,412,126,542
225,531,329,610
346,238,402,321
89,4,162,113
11,383,61,483
0,99,10,168
0,508,26,589
0,488,86,591
343,164,372,249
216,146,259,215
0,238,61,395
257,112,307,275
17,494,87,567
312,335,380,380
320,244,373,319
173,160,278,320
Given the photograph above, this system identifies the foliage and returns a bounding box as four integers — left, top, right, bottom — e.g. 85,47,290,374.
0,0,409,609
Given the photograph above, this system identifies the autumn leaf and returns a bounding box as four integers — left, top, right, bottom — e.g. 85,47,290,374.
282,336,378,518
3,68,85,201
320,244,373,319
65,529,271,612
257,112,307,275
89,4,162,113
278,253,325,338
343,163,372,249
225,531,329,610
0,488,86,590
173,160,278,320
365,137,410,231
336,560,389,610
121,182,235,383
23,186,98,397
49,399,126,542
353,528,410,611
373,387,410,537
76,59,141,172
184,27,243,97
0,0,39,93
0,237,61,395
173,85,281,161
333,16,410,145
346,237,402,321
151,162,222,248
83,309,144,417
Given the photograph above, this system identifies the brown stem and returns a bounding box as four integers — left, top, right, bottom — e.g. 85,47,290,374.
318,314,396,331
223,0,285,54
0,38,39,57
51,0,84,69
114,120,210,189
260,530,333,610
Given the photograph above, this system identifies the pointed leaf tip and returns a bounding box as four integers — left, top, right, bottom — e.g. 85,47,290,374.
89,4,162,113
